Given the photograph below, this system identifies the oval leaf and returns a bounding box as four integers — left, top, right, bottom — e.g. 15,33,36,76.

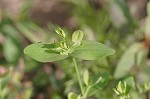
68,92,78,99
114,43,147,79
24,43,68,62
72,30,83,42
72,30,84,46
71,40,115,60
83,70,89,86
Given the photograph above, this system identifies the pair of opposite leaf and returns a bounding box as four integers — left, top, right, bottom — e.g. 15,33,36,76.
68,70,103,99
24,28,115,62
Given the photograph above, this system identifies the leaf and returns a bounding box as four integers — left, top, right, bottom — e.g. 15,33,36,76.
114,43,147,79
16,23,47,43
1,25,20,41
0,87,9,98
87,72,109,97
86,87,97,97
124,76,135,88
95,76,102,84
117,81,123,92
115,0,136,28
55,27,66,38
136,48,148,66
3,37,19,63
83,70,89,86
92,72,109,89
71,40,115,60
68,92,78,99
113,88,120,95
24,43,68,62
72,30,83,46
2,25,22,63
0,67,12,89
123,77,135,95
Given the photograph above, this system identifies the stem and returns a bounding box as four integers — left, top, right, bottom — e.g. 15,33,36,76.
72,58,84,95
83,86,91,98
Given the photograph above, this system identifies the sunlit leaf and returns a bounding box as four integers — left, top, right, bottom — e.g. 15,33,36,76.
83,70,89,86
68,92,78,99
72,30,83,46
24,43,68,62
55,27,66,38
71,40,115,60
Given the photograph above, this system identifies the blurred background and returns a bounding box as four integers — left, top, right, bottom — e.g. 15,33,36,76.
0,0,150,99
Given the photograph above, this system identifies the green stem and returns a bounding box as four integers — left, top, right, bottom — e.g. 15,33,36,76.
72,58,84,95
83,86,91,98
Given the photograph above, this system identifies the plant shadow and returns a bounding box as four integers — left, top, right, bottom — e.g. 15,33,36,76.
41,43,60,54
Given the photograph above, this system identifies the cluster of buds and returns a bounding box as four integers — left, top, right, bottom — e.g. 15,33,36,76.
113,81,130,99
137,82,150,93
51,27,83,56
53,41,71,55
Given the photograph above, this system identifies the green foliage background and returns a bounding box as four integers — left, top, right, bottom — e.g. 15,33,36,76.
0,0,150,98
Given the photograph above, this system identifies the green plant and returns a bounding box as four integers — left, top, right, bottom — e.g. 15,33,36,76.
24,27,115,98
137,82,150,94
0,67,12,99
113,81,131,99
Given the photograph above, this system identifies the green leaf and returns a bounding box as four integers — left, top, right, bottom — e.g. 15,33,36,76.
0,67,12,89
114,43,147,79
72,30,83,46
3,37,19,63
113,88,120,95
87,72,109,97
115,0,136,28
136,48,148,66
114,81,131,97
71,40,115,60
123,77,134,95
24,43,68,62
2,25,22,63
16,23,47,43
83,70,89,86
68,92,78,99
1,25,20,41
92,72,109,89
55,27,66,38
0,87,9,98
124,76,135,88
86,87,97,97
